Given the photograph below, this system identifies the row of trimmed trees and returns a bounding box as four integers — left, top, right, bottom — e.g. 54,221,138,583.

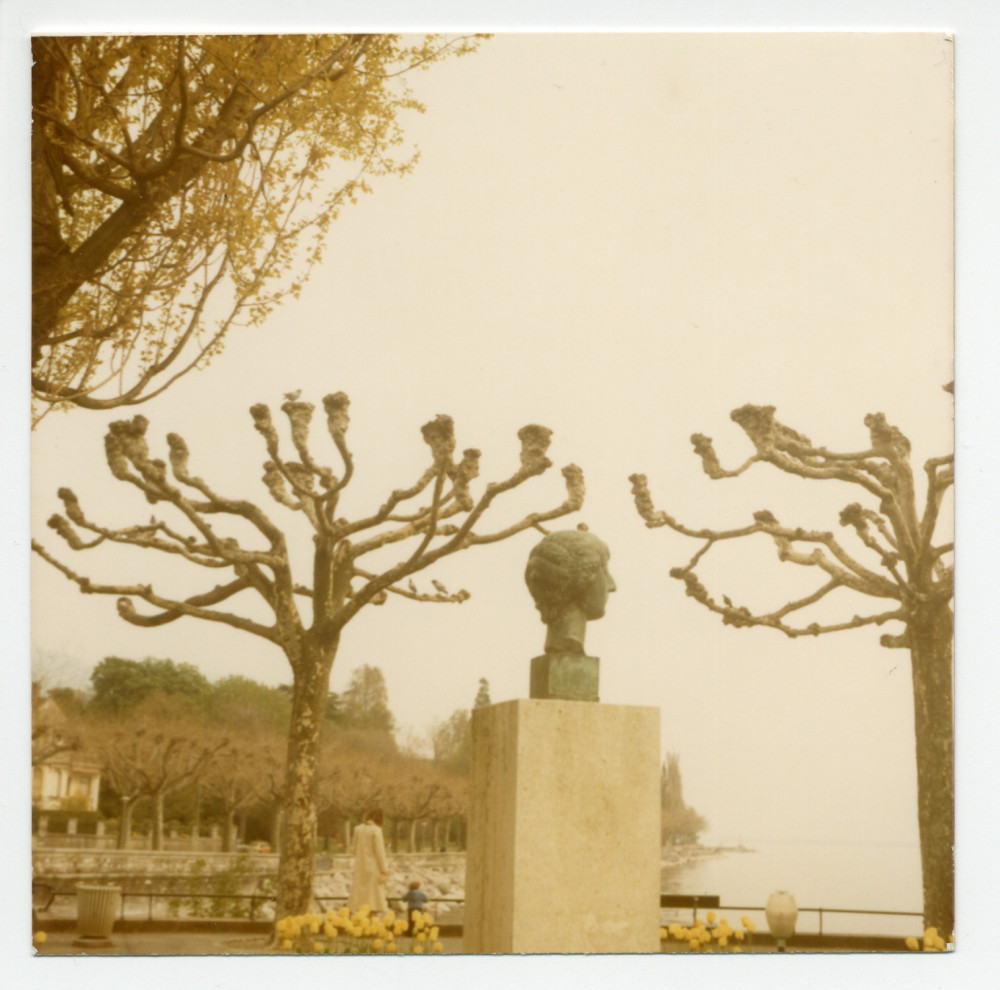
33,658,471,855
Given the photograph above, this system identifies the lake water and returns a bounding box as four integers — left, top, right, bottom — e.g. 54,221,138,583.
662,840,924,937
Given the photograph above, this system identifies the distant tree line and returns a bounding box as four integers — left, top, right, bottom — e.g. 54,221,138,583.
660,752,707,846
33,657,478,855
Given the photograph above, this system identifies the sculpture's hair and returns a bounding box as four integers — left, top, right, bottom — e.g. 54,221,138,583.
525,530,610,623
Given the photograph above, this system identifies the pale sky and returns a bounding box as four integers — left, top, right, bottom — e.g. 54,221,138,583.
6,3,1000,987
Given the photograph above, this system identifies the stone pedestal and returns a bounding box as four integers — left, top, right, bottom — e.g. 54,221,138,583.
464,699,660,954
530,653,599,701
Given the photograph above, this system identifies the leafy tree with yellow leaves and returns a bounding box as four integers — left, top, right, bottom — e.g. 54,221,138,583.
31,34,483,422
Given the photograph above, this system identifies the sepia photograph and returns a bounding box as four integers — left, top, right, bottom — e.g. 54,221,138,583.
7,1,995,986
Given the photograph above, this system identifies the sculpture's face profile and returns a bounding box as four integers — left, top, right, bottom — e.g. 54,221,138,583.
580,557,616,620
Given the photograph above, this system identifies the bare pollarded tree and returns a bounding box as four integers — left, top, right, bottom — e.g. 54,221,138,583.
33,392,584,919
630,399,953,933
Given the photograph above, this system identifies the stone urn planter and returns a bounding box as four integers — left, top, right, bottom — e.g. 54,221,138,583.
74,883,122,947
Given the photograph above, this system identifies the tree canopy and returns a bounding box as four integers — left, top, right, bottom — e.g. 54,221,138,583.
660,753,707,845
31,33,484,421
341,665,395,735
89,655,211,714
474,677,491,708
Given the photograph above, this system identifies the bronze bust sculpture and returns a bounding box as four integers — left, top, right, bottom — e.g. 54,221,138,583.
525,529,615,701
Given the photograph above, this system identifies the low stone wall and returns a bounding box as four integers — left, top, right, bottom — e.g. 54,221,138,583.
33,848,278,880
33,849,469,923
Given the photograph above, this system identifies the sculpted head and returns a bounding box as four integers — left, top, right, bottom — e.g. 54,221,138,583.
525,529,615,654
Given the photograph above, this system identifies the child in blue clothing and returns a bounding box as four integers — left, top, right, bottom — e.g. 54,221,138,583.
401,881,429,932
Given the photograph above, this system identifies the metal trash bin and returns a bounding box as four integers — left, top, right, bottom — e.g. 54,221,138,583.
74,884,122,946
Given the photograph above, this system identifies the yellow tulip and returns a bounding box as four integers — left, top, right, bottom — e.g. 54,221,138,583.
659,927,668,940
733,946,742,953
734,930,745,942
432,941,443,953
707,911,716,923
33,931,47,945
387,942,397,953
373,938,384,950
718,936,728,948
282,939,293,950
688,939,700,951
313,942,324,953
430,926,440,940
414,944,425,954
745,920,757,933
417,932,427,942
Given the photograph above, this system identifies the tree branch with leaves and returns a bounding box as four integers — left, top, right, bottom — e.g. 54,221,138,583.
34,391,584,918
631,398,953,932
31,34,485,422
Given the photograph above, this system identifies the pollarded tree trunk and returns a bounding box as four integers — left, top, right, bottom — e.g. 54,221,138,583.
909,601,954,935
221,808,236,853
192,783,202,842
152,792,165,851
274,640,337,920
270,805,283,855
117,796,137,850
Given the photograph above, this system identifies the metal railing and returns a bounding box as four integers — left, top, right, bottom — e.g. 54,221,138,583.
36,886,922,939
41,888,276,923
37,888,465,925
715,904,922,937
661,899,922,936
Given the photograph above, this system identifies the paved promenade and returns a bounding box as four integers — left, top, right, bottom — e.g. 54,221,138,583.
35,930,466,956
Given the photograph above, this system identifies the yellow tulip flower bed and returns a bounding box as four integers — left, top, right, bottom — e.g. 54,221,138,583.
276,905,443,954
659,912,756,952
905,927,954,952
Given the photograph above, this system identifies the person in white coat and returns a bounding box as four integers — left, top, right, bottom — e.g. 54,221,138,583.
347,808,389,913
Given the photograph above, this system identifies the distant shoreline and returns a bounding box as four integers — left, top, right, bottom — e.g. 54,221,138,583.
661,843,754,874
